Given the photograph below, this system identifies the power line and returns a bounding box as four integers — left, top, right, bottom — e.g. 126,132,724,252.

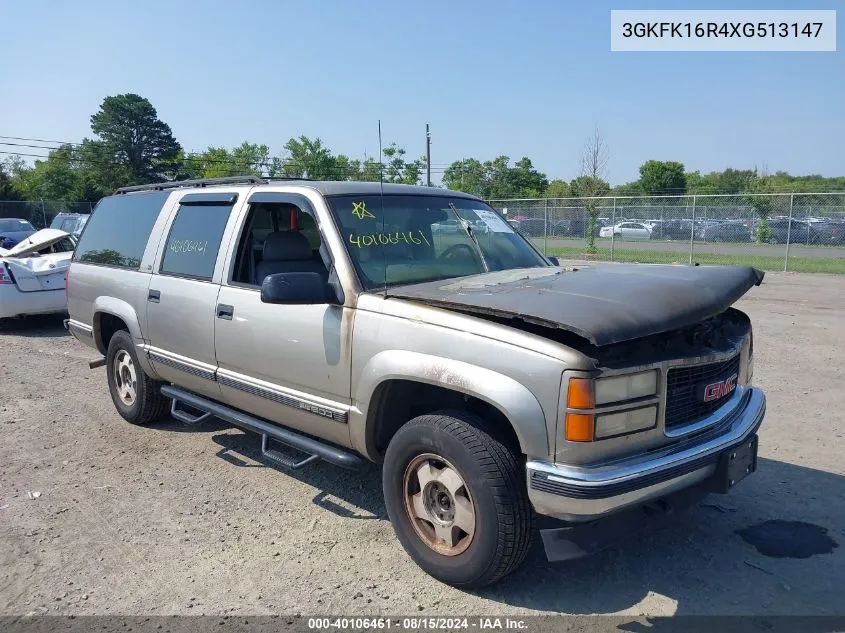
0,135,454,168
0,149,451,181
0,134,81,146
0,144,452,176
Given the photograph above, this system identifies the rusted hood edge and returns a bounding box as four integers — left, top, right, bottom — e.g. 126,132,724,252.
386,264,764,347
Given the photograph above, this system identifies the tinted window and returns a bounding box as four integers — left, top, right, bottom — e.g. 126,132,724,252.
75,192,169,269
0,219,35,232
160,202,233,280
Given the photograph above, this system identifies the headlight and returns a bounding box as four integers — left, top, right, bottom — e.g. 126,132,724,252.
595,406,657,439
564,373,659,442
595,370,658,405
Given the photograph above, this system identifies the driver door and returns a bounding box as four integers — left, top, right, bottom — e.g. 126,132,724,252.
213,191,353,448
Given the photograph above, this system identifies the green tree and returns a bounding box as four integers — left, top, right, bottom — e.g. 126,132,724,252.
281,136,337,179
381,143,425,185
88,93,182,185
186,142,269,178
12,144,106,201
685,168,755,194
507,157,549,197
638,160,686,194
442,158,488,197
232,142,270,176
573,129,610,253
744,174,782,243
484,155,513,198
544,179,572,199
443,156,548,199
1,160,24,201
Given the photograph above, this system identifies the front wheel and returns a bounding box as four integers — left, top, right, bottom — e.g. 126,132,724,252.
382,412,533,588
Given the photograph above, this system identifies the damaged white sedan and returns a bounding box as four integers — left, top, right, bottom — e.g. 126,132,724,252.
0,228,76,320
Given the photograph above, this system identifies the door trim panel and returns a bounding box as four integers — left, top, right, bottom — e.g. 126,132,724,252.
216,369,349,424
142,345,217,382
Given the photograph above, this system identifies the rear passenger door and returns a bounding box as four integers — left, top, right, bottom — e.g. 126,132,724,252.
144,191,240,399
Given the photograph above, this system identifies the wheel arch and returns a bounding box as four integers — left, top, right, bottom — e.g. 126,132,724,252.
92,296,155,376
353,350,549,461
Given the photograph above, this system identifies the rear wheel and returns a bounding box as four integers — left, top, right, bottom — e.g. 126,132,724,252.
382,411,533,588
106,330,169,425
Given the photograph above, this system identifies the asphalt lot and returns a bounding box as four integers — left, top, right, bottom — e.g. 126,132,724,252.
535,237,845,260
1,272,843,617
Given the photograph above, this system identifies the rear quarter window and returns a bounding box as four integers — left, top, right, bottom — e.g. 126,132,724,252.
74,192,170,269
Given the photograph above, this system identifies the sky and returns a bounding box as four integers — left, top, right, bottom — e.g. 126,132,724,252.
1,0,843,185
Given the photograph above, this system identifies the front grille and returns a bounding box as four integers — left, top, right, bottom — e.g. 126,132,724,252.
665,355,740,431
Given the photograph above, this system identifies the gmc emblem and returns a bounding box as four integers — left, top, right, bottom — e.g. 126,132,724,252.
703,373,738,402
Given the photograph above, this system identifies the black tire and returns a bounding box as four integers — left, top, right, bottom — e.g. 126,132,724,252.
106,329,170,425
382,411,533,588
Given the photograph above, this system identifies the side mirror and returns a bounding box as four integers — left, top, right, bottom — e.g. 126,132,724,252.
547,256,561,266
260,272,331,304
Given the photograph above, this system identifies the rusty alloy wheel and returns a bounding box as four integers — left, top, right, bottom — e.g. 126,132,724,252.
402,453,476,556
112,349,138,406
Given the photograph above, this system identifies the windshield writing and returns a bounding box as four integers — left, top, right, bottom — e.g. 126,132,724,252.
326,195,547,289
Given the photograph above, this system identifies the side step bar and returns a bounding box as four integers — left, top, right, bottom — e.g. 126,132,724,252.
160,385,364,471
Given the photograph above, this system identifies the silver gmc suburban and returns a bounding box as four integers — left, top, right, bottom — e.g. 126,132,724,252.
65,176,766,588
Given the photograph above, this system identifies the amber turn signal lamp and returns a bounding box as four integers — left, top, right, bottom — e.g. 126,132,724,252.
565,378,596,442
565,413,595,442
567,378,595,409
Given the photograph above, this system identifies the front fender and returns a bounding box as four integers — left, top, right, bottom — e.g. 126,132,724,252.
353,350,549,459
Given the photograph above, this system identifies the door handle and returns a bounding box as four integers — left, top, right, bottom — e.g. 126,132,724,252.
148,289,161,303
217,303,234,320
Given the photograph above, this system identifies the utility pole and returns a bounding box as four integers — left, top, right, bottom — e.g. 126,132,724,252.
425,124,431,186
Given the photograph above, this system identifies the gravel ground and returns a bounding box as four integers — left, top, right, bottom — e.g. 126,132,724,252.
0,272,843,617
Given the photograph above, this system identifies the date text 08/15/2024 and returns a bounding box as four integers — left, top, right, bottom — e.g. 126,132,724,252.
307,617,528,630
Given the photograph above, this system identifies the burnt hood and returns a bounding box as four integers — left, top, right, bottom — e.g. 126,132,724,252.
385,264,764,346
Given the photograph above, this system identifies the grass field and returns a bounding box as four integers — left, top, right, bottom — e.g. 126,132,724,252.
544,245,845,274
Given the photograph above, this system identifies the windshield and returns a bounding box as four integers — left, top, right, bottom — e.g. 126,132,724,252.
0,219,35,232
326,194,548,289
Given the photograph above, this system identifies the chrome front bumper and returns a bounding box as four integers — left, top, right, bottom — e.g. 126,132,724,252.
526,386,766,522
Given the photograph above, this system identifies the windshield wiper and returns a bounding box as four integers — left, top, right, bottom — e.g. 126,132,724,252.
449,203,490,273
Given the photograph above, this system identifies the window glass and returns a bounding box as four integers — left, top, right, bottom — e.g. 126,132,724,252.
160,202,233,280
326,195,547,289
231,201,327,285
75,192,169,269
0,219,35,232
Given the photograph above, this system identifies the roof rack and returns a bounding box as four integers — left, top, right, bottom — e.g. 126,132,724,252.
114,176,268,195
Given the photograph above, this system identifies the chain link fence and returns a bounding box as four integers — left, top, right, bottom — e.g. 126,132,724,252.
0,200,95,230
488,193,845,274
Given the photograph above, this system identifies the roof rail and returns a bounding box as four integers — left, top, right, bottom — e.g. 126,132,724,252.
114,176,268,195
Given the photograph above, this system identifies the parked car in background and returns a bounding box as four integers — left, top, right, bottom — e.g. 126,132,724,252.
0,229,76,321
431,219,461,234
820,220,845,245
0,218,37,250
766,219,842,245
510,217,546,237
697,221,753,243
599,221,652,240
649,219,696,240
50,212,90,237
